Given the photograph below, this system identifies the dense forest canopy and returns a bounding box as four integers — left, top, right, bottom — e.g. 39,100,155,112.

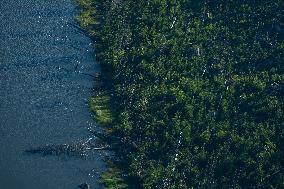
89,0,284,188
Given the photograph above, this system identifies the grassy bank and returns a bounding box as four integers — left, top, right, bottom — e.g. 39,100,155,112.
76,0,284,188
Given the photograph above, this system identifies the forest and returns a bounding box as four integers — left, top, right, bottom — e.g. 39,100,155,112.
78,0,284,188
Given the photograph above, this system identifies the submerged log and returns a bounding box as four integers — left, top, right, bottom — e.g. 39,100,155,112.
25,138,112,157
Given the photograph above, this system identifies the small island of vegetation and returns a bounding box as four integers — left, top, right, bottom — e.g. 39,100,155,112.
76,0,284,188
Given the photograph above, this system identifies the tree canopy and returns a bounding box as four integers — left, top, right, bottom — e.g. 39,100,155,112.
90,0,284,188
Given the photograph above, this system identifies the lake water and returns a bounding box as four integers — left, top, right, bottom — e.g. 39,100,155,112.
0,0,105,188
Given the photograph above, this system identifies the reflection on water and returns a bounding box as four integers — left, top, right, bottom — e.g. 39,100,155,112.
0,0,105,188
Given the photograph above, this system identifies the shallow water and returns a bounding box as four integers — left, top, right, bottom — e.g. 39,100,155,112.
0,0,105,188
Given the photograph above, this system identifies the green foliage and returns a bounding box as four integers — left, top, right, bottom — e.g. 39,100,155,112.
80,0,284,188
100,164,129,189
75,0,98,34
89,94,113,125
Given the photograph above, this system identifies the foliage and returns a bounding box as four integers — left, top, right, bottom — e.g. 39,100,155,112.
100,160,138,189
89,94,113,125
79,0,284,188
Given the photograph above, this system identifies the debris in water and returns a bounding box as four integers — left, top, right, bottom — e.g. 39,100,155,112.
78,183,90,189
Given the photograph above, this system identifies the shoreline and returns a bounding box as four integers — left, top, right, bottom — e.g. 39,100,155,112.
75,0,134,188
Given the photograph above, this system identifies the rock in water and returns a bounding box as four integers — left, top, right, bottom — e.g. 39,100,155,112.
78,183,90,189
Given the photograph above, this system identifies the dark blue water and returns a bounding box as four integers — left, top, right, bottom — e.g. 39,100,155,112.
0,0,105,188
